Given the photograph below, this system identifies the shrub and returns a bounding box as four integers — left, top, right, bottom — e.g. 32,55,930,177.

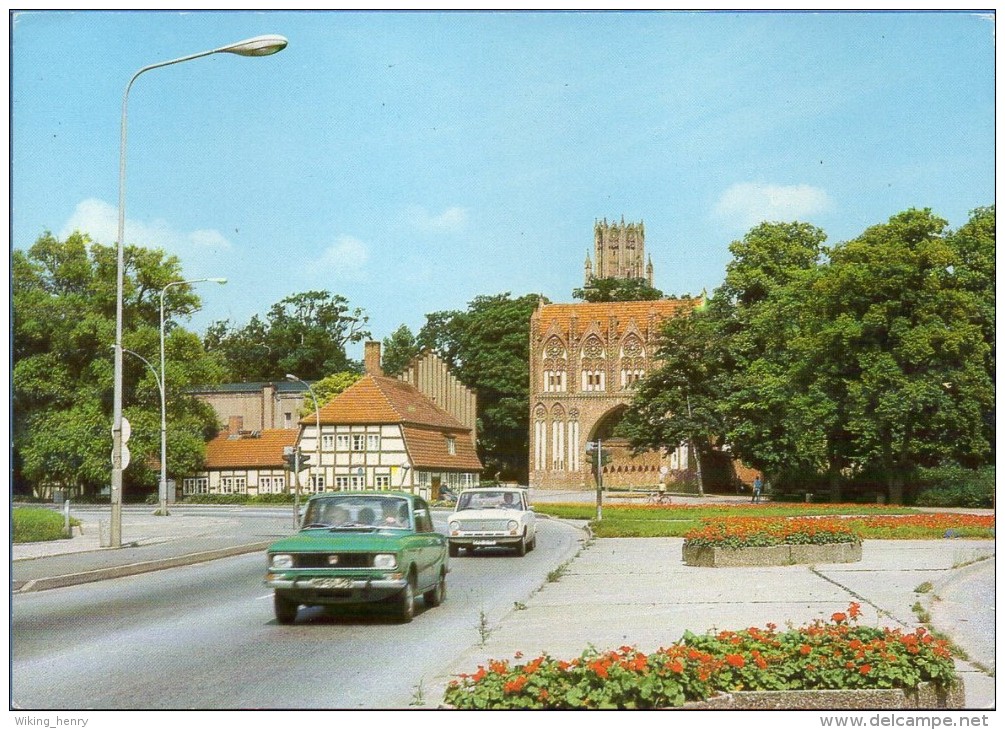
12,508,79,543
443,604,957,709
913,466,994,508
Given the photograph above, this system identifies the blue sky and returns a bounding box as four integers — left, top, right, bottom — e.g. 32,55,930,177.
12,10,995,362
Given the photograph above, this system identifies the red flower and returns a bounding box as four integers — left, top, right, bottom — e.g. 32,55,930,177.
503,675,528,694
832,612,847,624
725,654,745,668
859,664,872,675
800,644,812,656
669,660,684,674
848,602,861,618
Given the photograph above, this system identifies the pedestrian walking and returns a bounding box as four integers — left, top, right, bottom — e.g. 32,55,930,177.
752,475,762,503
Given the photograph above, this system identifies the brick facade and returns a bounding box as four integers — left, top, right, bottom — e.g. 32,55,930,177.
528,298,700,490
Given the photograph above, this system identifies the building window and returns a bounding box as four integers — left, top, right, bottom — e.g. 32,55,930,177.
543,370,566,393
335,476,350,490
367,434,380,451
309,475,326,493
259,476,286,494
582,370,605,392
183,477,208,495
352,434,365,451
446,436,456,455
321,434,335,450
375,475,390,489
221,477,247,494
336,434,350,451
283,412,292,429
350,475,365,489
621,369,645,388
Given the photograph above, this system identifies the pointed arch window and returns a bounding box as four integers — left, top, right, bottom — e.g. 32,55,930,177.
580,336,606,392
542,338,567,393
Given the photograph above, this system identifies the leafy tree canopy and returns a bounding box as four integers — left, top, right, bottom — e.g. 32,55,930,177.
205,291,370,382
13,231,224,497
417,293,545,481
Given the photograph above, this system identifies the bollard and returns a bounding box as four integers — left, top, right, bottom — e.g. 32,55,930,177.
99,519,111,547
805,492,813,503
63,499,71,538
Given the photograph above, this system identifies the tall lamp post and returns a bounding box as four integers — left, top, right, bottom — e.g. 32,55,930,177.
286,374,321,522
110,35,287,548
158,277,227,516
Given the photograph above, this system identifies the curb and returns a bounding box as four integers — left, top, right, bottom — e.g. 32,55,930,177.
13,541,271,594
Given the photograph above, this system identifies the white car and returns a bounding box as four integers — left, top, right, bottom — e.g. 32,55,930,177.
448,487,536,557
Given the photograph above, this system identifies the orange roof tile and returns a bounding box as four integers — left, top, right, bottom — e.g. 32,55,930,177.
401,426,483,471
305,374,469,431
532,299,697,337
204,429,298,470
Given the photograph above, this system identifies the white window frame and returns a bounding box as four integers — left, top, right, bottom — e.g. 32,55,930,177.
446,436,456,455
321,434,335,450
309,475,326,493
259,476,286,494
183,477,208,495
367,433,380,451
375,475,390,489
221,477,247,495
350,475,365,489
336,434,350,451
352,434,365,451
335,476,350,490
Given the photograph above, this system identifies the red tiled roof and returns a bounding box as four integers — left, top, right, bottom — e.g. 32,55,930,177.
532,299,697,337
305,374,468,431
401,426,483,471
204,429,298,469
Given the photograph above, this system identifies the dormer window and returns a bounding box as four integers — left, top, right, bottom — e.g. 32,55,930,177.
446,436,457,456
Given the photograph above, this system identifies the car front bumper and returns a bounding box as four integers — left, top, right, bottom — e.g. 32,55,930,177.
449,534,523,548
265,573,408,604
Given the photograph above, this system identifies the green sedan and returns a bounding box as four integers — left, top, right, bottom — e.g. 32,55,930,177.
265,492,448,624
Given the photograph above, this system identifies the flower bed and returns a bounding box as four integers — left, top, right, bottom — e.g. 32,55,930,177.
682,518,862,566
442,605,960,709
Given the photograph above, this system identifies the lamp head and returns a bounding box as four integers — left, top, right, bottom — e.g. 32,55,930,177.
285,374,298,382
222,35,288,57
209,277,227,284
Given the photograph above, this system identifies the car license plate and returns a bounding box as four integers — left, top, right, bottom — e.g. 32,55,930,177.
312,577,352,589
473,540,497,546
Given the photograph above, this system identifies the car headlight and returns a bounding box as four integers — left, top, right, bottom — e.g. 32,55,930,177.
373,553,398,569
270,553,293,569
449,520,460,531
507,520,519,531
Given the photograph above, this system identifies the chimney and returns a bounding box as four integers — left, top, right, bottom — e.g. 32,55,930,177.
228,415,244,433
364,341,384,376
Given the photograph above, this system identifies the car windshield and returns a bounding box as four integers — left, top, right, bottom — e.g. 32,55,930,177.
456,490,523,511
302,495,411,530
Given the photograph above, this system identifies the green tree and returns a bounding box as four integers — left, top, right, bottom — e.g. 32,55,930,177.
573,277,664,302
206,291,370,381
814,209,993,502
381,324,421,376
13,231,224,498
418,293,544,481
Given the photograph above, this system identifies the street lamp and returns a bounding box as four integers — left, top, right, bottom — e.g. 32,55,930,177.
110,35,287,547
286,374,321,524
158,277,226,516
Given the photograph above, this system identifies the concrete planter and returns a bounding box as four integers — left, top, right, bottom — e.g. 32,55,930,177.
678,680,964,710
682,541,862,567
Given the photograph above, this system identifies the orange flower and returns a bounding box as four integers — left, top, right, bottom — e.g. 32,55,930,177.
472,667,487,682
669,660,684,674
503,675,528,694
725,654,745,668
832,612,847,624
800,644,812,656
489,659,509,674
848,602,861,618
859,664,872,675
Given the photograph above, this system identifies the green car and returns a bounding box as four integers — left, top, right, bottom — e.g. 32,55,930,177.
265,492,448,624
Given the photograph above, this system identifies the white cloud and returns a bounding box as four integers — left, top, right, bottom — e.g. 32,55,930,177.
59,198,232,252
314,235,369,280
405,205,469,233
713,183,832,230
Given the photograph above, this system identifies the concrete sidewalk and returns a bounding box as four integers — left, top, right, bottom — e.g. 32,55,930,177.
426,536,996,709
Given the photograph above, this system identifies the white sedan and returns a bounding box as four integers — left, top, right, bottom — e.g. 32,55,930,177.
447,487,537,557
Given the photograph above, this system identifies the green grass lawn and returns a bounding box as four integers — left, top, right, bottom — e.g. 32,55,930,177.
12,507,81,543
534,502,995,540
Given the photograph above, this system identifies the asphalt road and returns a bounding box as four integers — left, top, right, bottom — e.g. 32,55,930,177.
11,516,583,710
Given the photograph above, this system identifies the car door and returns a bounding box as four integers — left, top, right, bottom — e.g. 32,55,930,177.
412,498,442,590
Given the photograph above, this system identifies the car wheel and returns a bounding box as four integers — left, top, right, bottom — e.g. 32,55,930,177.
515,533,527,557
396,574,416,623
449,543,460,558
274,592,299,624
424,570,446,607
528,533,537,551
